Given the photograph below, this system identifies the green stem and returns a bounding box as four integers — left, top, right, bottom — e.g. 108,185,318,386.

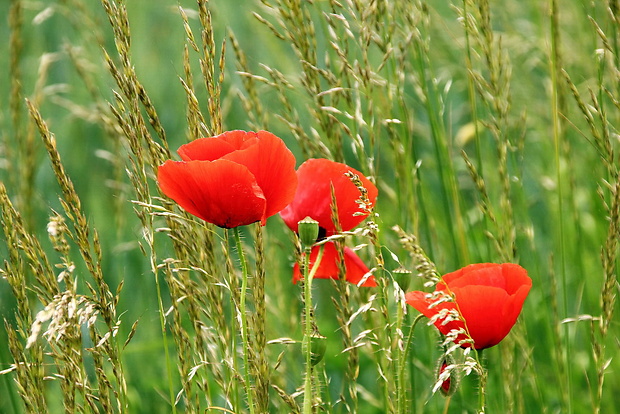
549,1,572,411
474,348,487,413
156,264,177,414
441,396,452,414
397,313,424,414
303,245,324,414
462,0,493,260
253,223,268,412
232,227,256,414
0,326,20,414
413,39,468,267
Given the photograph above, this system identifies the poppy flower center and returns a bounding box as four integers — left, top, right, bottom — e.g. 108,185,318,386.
317,226,327,242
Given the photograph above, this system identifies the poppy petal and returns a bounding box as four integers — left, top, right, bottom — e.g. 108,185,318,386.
501,263,533,294
293,242,376,287
221,129,260,150
404,291,437,319
223,131,298,221
451,284,513,349
405,291,466,341
445,264,507,290
342,247,377,287
178,135,235,162
406,263,531,350
280,158,378,235
177,130,261,161
157,159,266,228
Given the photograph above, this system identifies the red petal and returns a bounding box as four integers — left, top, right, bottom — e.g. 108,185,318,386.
343,247,377,286
445,263,507,290
404,291,437,319
445,263,530,349
177,131,260,161
280,158,378,235
443,263,531,295
178,135,234,162
438,361,453,395
222,131,297,221
405,291,466,341
220,130,260,150
157,159,266,228
451,284,513,349
293,242,376,287
500,263,532,294
406,263,531,350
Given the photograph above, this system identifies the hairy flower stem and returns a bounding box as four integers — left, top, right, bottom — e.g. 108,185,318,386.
303,244,324,414
253,223,269,413
476,349,487,413
397,313,424,413
232,227,256,414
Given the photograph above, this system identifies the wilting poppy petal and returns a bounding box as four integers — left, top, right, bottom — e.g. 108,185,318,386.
222,131,298,221
293,242,376,287
405,263,531,350
280,158,378,235
158,159,266,228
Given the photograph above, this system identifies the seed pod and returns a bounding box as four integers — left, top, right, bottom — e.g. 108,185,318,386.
310,332,327,366
298,216,319,249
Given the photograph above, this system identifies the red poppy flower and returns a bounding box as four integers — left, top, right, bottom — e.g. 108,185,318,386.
280,158,378,235
157,130,297,228
405,263,531,350
293,242,377,287
280,158,378,286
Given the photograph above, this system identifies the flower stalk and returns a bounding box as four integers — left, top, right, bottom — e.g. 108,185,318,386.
232,227,255,414
302,240,324,414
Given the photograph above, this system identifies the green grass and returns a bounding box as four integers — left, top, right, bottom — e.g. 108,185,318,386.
1,0,619,413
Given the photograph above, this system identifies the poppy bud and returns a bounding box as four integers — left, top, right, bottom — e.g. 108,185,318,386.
298,216,319,249
436,354,457,396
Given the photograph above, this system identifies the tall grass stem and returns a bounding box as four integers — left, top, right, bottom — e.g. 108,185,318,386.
549,0,571,411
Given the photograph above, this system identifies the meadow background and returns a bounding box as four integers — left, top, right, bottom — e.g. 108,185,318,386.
0,0,619,413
